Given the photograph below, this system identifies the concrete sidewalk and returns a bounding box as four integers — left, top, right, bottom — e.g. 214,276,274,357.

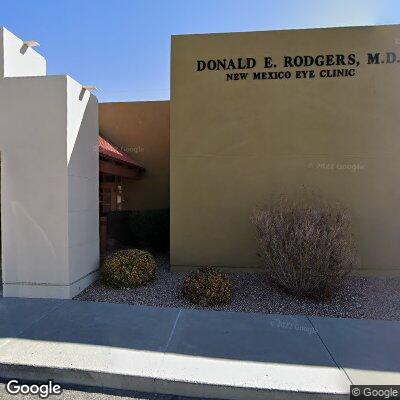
0,299,399,400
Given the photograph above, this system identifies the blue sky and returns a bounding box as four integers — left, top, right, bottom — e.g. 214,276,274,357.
1,0,399,102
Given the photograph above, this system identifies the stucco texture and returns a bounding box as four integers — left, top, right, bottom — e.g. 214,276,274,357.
99,101,170,210
171,25,400,275
0,28,99,299
0,75,99,298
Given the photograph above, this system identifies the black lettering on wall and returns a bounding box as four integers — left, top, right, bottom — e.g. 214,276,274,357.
283,56,294,67
347,54,356,65
197,60,206,71
386,52,397,63
264,57,273,68
367,53,380,64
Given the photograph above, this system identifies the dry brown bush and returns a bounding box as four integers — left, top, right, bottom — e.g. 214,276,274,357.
252,191,359,299
182,267,232,306
102,249,156,288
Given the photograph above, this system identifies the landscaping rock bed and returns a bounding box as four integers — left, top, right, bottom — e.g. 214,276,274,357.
75,253,400,321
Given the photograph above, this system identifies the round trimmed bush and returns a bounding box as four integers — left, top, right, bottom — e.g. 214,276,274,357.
182,267,232,306
102,249,156,288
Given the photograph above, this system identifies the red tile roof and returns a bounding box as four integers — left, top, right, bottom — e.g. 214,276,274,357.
99,135,144,171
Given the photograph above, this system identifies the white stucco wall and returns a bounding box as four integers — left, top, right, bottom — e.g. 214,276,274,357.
0,77,69,296
67,76,99,293
0,29,99,299
0,27,46,78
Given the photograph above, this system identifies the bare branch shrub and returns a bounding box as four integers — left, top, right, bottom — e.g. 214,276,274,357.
252,190,359,299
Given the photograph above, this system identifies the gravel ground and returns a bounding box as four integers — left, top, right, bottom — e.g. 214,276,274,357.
75,253,400,321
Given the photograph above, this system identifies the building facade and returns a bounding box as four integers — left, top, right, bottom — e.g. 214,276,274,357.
170,24,400,276
2,24,400,302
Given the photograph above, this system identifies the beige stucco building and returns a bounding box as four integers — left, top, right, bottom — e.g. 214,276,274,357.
170,24,400,276
2,24,400,301
99,101,170,212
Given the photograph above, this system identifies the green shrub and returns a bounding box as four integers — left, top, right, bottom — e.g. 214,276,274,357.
102,249,156,288
129,209,169,250
182,267,232,306
252,190,359,299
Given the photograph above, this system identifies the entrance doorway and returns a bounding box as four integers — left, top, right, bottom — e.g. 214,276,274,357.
98,135,145,254
99,174,123,215
99,174,124,255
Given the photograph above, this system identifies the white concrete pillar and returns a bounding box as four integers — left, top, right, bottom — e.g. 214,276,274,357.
0,28,99,298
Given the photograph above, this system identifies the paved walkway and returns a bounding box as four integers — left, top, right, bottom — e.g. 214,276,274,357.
0,298,399,399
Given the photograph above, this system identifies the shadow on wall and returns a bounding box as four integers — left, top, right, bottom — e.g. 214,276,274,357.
67,88,99,285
